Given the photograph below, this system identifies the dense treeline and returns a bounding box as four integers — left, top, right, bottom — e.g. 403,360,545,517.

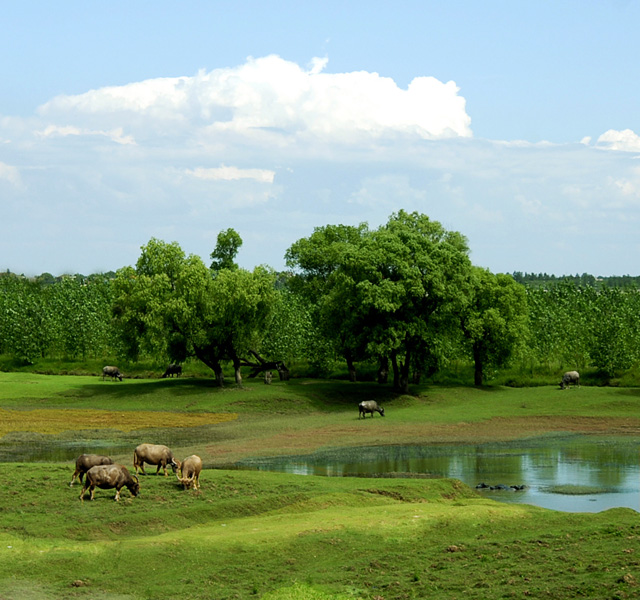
2,211,640,386
512,271,640,289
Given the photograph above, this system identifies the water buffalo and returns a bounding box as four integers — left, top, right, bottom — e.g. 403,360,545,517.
102,366,123,381
161,364,182,378
79,464,140,501
133,443,179,476
70,453,114,486
177,455,202,490
560,370,580,389
358,400,385,418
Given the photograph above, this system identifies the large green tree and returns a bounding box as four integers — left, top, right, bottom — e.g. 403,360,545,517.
287,211,473,392
460,268,529,385
112,237,276,385
286,223,370,380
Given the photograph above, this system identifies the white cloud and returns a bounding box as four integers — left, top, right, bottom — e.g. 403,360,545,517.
596,129,640,152
37,125,135,145
37,55,472,143
186,165,275,183
0,161,21,187
5,55,640,278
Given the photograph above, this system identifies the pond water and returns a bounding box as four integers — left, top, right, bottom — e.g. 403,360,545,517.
235,436,640,513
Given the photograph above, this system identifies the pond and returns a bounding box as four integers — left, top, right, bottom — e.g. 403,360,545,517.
235,436,640,513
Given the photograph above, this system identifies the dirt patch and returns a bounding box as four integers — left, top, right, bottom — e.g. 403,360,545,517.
0,408,237,436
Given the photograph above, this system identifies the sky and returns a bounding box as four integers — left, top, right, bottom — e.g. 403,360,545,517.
2,0,640,277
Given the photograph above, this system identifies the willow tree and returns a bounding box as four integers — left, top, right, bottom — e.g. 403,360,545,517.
112,237,276,386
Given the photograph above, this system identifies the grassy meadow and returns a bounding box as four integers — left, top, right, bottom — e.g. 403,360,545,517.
0,371,639,599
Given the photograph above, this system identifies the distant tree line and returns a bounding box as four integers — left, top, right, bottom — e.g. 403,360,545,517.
2,212,640,386
512,272,640,289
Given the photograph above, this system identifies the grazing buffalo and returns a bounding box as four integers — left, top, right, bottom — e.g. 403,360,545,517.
70,454,114,486
161,364,182,378
560,370,580,389
102,366,123,381
358,400,385,418
79,464,140,502
177,455,202,490
133,443,179,476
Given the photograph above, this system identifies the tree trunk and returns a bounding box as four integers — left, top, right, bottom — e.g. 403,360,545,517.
239,350,290,381
346,354,356,382
276,363,290,381
473,343,483,386
397,346,411,394
377,356,389,384
391,352,400,390
399,360,410,394
194,345,225,387
232,355,243,386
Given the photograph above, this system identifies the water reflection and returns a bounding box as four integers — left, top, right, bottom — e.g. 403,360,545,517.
236,437,640,513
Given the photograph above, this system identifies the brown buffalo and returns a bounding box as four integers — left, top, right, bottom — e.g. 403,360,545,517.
102,366,123,381
177,455,202,490
161,363,182,378
358,400,385,418
79,464,140,502
70,453,114,487
133,443,179,476
560,370,580,389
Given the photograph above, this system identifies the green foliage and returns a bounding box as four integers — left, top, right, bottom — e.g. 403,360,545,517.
461,268,529,385
112,238,277,384
524,283,640,377
210,227,243,272
0,274,115,363
287,210,473,390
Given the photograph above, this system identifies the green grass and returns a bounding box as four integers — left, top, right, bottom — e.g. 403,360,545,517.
1,372,640,599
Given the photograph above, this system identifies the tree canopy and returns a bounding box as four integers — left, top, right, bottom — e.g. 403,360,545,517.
112,237,276,385
287,210,474,392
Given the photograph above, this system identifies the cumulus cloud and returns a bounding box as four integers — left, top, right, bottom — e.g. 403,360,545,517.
37,55,472,143
186,165,275,183
6,55,640,277
596,129,640,152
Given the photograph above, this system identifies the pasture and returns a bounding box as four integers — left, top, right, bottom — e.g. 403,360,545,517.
0,372,639,599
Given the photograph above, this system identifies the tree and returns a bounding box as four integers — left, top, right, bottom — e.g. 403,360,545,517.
112,238,276,385
589,287,640,377
210,228,243,272
286,223,370,380
0,275,54,363
460,268,529,385
287,211,473,392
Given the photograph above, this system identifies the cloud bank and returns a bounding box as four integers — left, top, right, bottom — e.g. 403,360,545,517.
2,55,640,277
38,55,472,144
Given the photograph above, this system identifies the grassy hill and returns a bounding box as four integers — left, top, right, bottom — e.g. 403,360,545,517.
0,373,639,599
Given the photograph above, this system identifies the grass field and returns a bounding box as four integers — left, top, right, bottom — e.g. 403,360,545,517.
0,372,639,599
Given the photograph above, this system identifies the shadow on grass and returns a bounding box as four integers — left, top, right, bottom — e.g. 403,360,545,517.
70,377,222,400
68,376,405,412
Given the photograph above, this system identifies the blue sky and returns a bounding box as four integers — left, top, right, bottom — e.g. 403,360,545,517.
2,1,640,276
